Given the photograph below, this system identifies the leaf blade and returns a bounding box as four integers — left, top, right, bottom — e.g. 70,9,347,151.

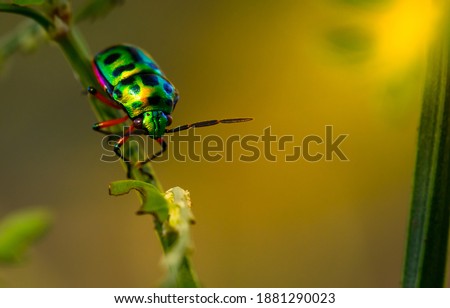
0,208,52,264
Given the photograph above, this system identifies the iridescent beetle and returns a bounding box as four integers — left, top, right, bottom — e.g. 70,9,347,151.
88,44,251,170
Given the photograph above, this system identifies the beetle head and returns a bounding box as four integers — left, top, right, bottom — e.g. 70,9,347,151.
140,111,172,138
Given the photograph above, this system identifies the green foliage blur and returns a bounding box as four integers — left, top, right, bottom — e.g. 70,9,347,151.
0,209,51,264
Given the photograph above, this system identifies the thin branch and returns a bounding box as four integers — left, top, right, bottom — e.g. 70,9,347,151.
0,2,199,287
0,4,53,31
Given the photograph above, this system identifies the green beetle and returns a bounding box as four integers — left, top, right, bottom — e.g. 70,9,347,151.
88,44,251,171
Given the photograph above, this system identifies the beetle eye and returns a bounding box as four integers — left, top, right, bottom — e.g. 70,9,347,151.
133,117,143,128
166,114,173,126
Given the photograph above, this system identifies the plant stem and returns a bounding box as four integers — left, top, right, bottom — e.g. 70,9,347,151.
403,24,450,287
55,22,198,288
0,4,53,31
0,2,161,188
0,3,198,287
54,27,163,190
154,222,199,287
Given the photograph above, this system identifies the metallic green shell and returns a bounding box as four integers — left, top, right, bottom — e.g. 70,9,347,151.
112,74,178,118
93,45,164,95
93,44,179,138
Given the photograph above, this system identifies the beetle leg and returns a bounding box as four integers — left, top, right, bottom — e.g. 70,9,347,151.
113,126,134,159
92,115,129,135
151,137,168,161
165,117,253,133
113,126,136,178
87,86,122,109
92,117,135,178
135,137,167,169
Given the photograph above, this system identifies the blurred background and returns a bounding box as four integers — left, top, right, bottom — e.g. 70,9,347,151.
0,0,449,287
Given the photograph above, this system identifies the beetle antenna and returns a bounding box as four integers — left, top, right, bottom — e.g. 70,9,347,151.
165,117,252,133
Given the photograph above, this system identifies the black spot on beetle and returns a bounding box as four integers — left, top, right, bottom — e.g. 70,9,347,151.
141,75,159,86
126,46,144,63
103,53,121,65
132,101,143,109
130,84,141,94
120,76,135,85
112,63,135,77
113,89,123,98
163,83,173,94
147,96,161,106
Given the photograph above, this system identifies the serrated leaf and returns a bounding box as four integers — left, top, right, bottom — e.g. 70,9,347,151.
109,180,169,221
0,209,52,264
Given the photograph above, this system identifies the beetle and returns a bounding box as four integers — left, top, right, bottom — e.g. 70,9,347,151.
87,44,251,172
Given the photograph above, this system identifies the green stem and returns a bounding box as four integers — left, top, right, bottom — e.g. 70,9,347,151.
154,222,199,287
57,27,197,287
0,4,53,31
0,3,162,189
54,27,163,190
54,24,198,287
403,26,450,287
1,3,198,286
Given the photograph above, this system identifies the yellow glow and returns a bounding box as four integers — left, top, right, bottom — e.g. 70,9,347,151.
375,0,439,73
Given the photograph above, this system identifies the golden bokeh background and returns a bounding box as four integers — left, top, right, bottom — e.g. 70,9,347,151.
1,0,449,287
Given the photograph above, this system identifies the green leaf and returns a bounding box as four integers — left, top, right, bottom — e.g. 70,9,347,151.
402,26,450,287
12,0,46,5
109,180,169,221
0,209,52,264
